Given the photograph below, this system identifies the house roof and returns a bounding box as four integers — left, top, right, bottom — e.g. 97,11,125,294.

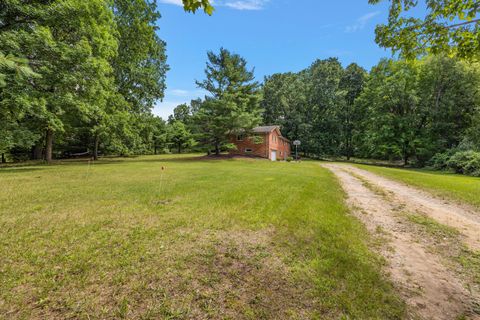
252,126,280,133
252,125,291,143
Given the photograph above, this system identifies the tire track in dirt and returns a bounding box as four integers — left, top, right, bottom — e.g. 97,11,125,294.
342,164,480,251
322,163,478,320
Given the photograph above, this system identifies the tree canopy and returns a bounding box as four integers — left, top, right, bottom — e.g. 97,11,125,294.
370,0,480,59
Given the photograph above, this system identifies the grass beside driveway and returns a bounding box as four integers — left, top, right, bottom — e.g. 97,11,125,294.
355,164,480,209
0,155,404,319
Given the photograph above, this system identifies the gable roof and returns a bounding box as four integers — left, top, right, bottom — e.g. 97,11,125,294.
252,126,279,133
252,125,291,142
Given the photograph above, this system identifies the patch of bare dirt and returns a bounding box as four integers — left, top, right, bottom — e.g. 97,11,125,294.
323,163,479,320
160,228,317,320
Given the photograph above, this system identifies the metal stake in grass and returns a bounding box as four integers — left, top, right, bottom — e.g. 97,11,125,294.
159,166,165,192
85,159,92,180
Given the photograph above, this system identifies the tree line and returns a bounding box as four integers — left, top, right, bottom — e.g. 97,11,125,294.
2,0,479,174
163,52,480,171
262,56,480,169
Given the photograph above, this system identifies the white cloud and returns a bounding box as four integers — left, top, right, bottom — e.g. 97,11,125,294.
170,89,190,96
159,0,269,11
153,100,182,120
345,11,381,33
158,0,183,6
224,0,268,10
168,89,208,97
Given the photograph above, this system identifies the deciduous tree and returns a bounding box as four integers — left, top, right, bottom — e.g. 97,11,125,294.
370,0,480,59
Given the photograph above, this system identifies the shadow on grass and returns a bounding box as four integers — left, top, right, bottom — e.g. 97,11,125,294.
0,167,46,174
0,154,213,170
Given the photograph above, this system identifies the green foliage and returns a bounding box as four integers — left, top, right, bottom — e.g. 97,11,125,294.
182,0,214,15
0,0,169,162
262,72,309,147
338,63,368,159
370,0,480,59
194,48,262,155
0,0,119,161
356,56,480,165
428,149,458,170
446,150,480,176
168,103,192,125
111,0,168,113
167,120,195,153
262,58,357,157
357,59,421,164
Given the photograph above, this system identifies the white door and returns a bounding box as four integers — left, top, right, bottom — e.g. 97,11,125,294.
271,150,277,161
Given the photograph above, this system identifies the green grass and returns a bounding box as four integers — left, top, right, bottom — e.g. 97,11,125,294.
406,214,460,239
354,164,480,208
405,213,480,288
0,155,405,319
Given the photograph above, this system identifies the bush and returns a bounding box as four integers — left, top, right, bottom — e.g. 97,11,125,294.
446,151,480,176
286,157,293,162
428,150,456,170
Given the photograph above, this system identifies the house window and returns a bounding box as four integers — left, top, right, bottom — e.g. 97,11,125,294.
245,148,253,153
237,134,244,141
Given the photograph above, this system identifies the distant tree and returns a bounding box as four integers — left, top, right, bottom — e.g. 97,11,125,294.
152,116,168,154
262,72,309,143
338,63,367,160
168,103,192,125
305,58,345,156
167,121,194,153
370,0,480,59
195,48,262,155
357,59,423,165
416,55,480,160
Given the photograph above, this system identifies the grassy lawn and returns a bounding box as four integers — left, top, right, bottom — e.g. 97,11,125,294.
354,164,480,208
0,155,404,319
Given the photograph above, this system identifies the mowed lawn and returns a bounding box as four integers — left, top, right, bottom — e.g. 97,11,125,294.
355,164,480,208
0,155,404,319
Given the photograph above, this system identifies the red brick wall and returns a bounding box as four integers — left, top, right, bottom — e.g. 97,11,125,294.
268,129,291,160
229,134,269,158
229,129,291,160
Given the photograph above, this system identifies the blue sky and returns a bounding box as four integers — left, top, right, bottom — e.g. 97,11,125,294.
153,0,396,119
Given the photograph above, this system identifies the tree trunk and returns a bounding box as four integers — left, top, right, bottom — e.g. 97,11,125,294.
1,153,5,163
154,145,158,155
93,135,99,161
45,129,53,163
345,136,351,160
215,142,220,156
178,143,181,154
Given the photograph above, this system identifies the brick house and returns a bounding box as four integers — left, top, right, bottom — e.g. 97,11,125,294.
229,126,291,161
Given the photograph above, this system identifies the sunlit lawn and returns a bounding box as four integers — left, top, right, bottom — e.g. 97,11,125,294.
0,155,404,319
355,164,480,208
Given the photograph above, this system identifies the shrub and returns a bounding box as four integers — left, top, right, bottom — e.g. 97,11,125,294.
446,151,480,175
286,157,293,162
428,150,456,170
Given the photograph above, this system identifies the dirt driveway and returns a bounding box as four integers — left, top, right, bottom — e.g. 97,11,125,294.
323,163,480,320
